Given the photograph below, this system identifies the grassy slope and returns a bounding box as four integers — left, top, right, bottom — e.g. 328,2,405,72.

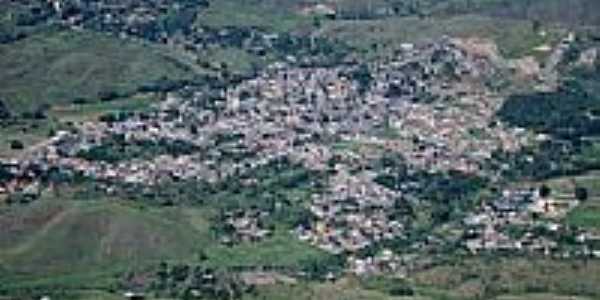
195,0,310,32
412,256,600,299
0,192,333,293
567,204,600,231
0,119,58,158
0,29,194,113
203,230,328,269
434,0,600,26
0,199,201,289
243,280,405,300
321,15,561,60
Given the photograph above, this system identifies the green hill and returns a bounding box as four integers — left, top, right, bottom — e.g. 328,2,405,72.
0,29,195,114
0,199,202,290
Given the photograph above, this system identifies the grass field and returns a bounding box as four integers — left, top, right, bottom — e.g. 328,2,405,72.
0,118,59,159
494,294,593,300
0,29,195,113
0,199,201,289
195,0,310,32
243,279,404,300
48,93,160,123
412,256,600,299
536,171,600,231
567,205,600,230
202,229,329,269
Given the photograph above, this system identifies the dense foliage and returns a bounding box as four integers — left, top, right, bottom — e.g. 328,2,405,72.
496,65,600,180
77,134,200,163
498,79,600,140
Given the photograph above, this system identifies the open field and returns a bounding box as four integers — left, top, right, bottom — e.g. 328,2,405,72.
47,93,160,123
0,198,201,290
243,279,407,300
0,119,59,159
203,230,330,269
494,294,593,300
567,204,600,231
195,0,311,32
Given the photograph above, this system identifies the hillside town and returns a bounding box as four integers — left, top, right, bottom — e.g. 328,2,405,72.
2,34,599,281
5,0,600,299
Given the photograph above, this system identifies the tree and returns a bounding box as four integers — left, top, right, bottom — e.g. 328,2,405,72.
532,19,542,33
575,186,589,201
0,99,10,119
0,165,13,182
9,139,24,150
312,16,322,29
349,64,372,95
190,124,198,135
539,184,552,198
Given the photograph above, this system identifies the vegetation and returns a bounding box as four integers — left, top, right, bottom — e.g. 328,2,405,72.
321,14,559,60
0,198,201,290
0,1,54,44
494,63,600,180
412,256,600,299
374,155,487,224
77,135,200,163
0,29,195,113
3,1,600,299
567,206,600,230
195,0,310,32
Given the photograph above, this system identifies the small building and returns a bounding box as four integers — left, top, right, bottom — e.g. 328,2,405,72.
123,292,145,300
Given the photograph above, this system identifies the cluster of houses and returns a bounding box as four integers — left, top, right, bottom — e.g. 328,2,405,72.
462,187,584,256
296,166,403,254
0,159,46,201
222,209,272,244
0,36,524,241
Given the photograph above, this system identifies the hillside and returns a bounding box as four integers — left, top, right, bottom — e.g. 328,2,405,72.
1,1,600,300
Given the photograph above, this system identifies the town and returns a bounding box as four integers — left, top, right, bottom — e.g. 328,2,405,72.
1,34,598,279
2,1,600,299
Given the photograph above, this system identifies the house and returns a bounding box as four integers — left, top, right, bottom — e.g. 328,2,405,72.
123,292,145,300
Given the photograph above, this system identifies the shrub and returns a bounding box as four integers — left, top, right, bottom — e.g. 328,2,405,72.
9,139,24,150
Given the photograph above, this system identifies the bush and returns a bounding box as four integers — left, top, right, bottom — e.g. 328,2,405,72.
575,187,589,201
9,140,24,150
98,91,120,102
539,184,552,198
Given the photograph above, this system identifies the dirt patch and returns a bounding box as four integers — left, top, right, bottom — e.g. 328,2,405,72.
451,37,501,62
240,271,297,286
508,56,542,80
576,48,598,68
